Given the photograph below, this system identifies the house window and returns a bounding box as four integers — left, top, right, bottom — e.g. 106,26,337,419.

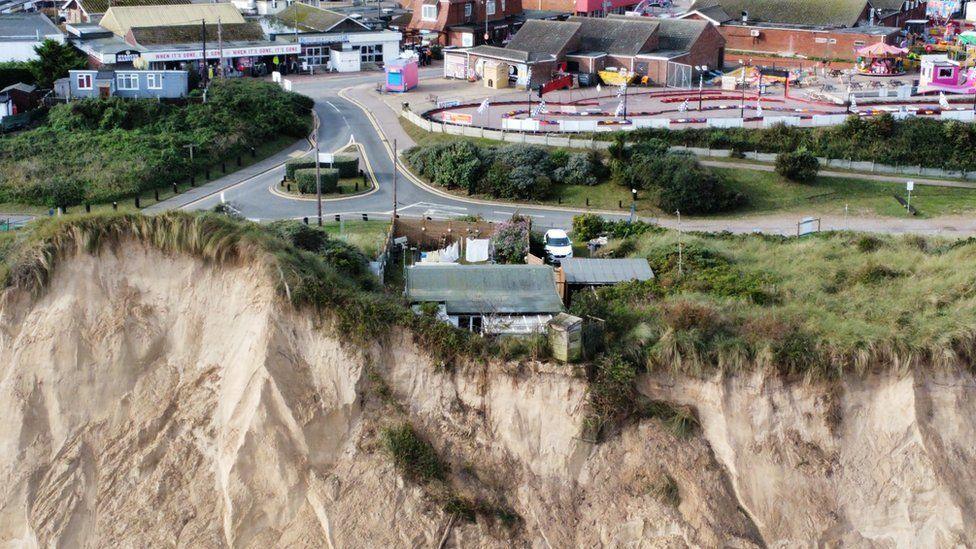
501,0,505,11
464,2,472,17
117,73,139,90
146,73,162,89
303,46,329,66
360,44,381,63
939,67,954,78
853,40,865,47
76,73,92,90
421,4,437,20
486,0,495,15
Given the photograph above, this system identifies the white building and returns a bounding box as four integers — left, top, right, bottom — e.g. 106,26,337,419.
0,13,65,62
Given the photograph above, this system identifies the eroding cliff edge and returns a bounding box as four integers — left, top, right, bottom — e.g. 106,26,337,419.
0,241,971,547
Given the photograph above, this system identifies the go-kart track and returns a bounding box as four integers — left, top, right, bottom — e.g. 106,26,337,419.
423,82,976,131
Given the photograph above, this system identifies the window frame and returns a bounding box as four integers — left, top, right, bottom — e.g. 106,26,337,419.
146,72,163,89
421,4,437,21
76,73,92,90
464,2,472,17
116,72,139,90
486,0,496,15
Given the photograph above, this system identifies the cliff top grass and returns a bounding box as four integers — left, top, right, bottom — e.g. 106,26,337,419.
0,211,481,365
575,229,976,379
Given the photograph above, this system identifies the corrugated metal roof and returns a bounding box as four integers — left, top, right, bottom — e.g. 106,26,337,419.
275,3,365,33
100,3,244,37
560,258,654,285
406,264,563,314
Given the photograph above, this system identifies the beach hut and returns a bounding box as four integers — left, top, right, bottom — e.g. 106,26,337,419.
385,58,418,92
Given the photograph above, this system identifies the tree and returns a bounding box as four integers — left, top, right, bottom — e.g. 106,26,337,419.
775,148,820,184
29,39,87,89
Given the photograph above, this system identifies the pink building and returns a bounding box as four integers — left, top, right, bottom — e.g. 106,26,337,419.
528,0,640,17
386,58,419,92
918,54,976,94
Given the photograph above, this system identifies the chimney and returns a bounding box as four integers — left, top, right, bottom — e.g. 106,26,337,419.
869,7,875,26
741,10,748,23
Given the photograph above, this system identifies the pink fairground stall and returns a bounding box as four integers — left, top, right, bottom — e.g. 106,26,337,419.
918,54,976,93
386,58,419,93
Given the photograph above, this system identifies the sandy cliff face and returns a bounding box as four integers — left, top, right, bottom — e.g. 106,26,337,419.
0,242,972,547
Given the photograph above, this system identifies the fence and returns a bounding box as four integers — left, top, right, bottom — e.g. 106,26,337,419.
404,110,976,181
666,61,692,89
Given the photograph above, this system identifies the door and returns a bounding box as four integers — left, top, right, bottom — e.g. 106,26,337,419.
98,85,110,98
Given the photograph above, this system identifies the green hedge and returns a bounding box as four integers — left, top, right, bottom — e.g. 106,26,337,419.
287,154,358,179
295,168,338,194
333,154,359,178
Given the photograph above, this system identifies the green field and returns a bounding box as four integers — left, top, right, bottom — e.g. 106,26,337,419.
319,220,390,259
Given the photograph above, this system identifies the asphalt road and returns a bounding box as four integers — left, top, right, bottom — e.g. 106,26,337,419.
165,70,626,231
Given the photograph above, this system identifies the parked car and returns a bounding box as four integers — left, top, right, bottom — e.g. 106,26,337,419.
544,229,573,263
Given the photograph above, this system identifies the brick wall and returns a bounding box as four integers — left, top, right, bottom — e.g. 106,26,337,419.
408,0,524,43
719,25,898,62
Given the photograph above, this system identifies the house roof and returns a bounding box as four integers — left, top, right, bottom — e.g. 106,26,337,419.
686,0,869,28
645,17,711,51
274,3,367,33
65,0,190,17
129,22,265,45
505,20,580,60
693,3,733,22
0,13,62,40
1,82,36,93
467,44,531,63
567,16,660,56
100,3,244,37
405,264,563,315
869,0,906,11
560,258,654,285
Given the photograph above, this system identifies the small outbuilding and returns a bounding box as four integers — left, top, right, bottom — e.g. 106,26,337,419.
548,312,583,363
405,264,563,335
386,58,418,92
559,257,654,304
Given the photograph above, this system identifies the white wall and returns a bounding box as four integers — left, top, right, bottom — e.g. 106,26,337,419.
330,49,361,72
0,41,44,62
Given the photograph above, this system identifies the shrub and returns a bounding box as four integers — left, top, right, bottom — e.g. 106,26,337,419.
856,235,883,253
491,215,530,264
572,213,606,241
433,141,483,190
641,401,699,439
285,160,315,180
331,154,359,177
655,156,744,215
554,152,599,186
775,148,820,183
295,168,339,194
0,79,311,206
381,424,446,483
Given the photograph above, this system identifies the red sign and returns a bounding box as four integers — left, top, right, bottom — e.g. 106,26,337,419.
541,74,573,95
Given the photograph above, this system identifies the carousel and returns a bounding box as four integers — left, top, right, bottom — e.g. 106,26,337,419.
856,43,908,76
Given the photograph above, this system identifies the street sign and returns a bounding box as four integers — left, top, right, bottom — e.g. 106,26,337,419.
907,181,915,191
318,152,334,164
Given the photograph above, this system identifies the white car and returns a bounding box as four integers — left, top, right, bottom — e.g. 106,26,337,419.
544,229,573,263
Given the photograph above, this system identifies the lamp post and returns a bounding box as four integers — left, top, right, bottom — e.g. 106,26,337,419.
697,65,708,111
738,59,746,118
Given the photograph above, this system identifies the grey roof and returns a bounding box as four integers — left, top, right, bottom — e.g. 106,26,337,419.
1,82,35,93
505,19,580,60
468,44,531,63
694,3,732,22
687,0,869,28
567,16,660,56
560,258,654,285
649,17,710,51
0,13,62,40
406,264,563,315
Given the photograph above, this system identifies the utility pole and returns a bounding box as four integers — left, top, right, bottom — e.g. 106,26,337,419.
217,18,223,78
201,19,207,89
676,209,683,276
739,59,746,118
393,138,398,220
314,111,322,226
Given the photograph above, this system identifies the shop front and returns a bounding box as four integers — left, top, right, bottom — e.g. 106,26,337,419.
141,43,301,78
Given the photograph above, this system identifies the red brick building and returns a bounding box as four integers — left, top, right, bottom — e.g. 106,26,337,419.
679,0,916,62
405,0,525,46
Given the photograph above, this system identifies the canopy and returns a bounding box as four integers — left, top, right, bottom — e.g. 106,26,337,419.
959,31,976,46
856,42,908,58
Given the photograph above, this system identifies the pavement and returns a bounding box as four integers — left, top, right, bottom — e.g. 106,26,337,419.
145,69,976,236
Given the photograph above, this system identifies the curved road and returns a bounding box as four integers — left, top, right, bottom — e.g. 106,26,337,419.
164,70,614,231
